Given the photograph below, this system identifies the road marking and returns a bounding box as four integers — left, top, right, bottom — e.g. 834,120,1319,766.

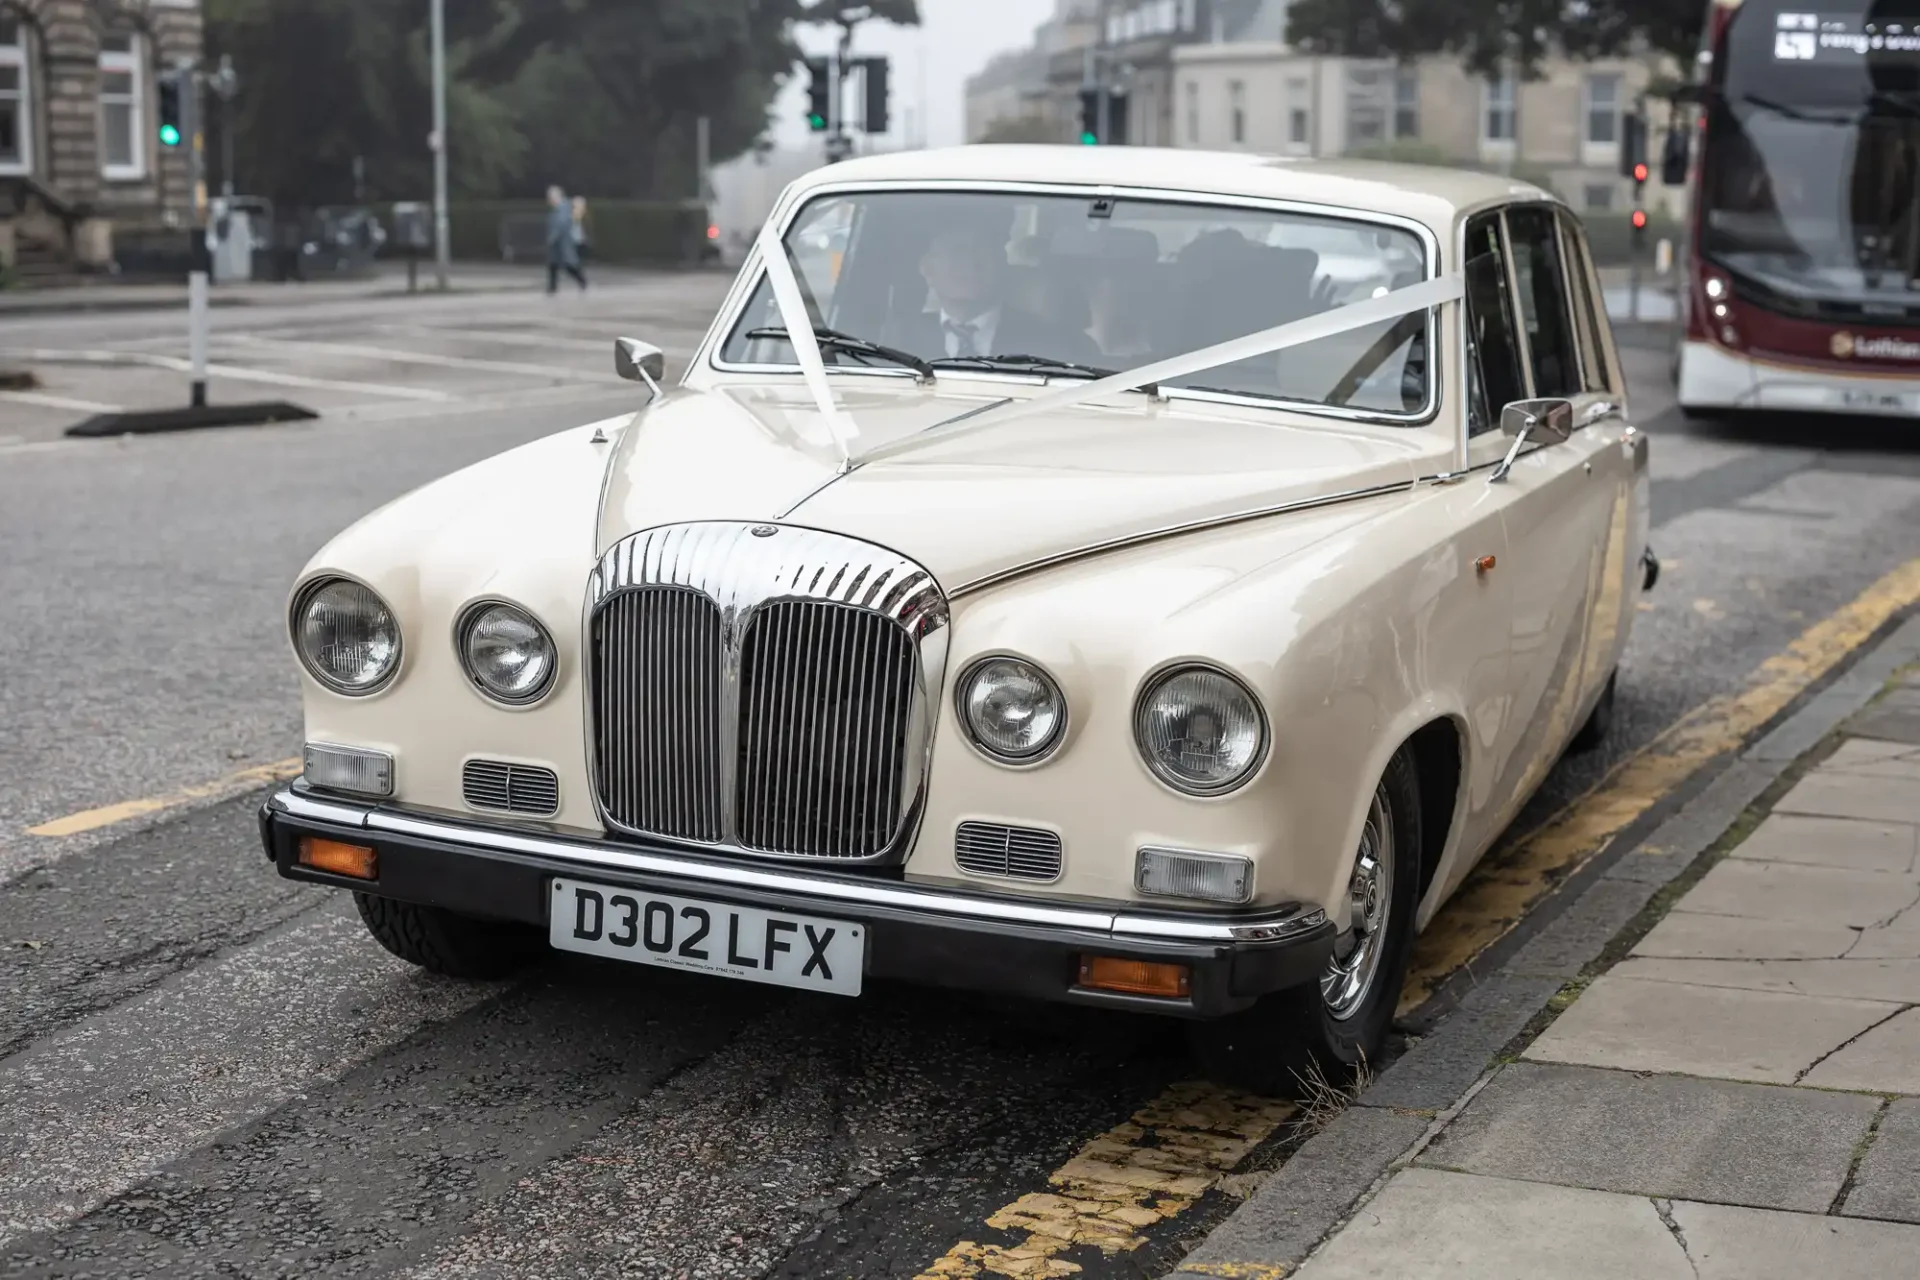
1402,553,1920,1009
223,333,601,382
26,758,302,838
0,390,123,413
0,348,452,402
916,1082,1296,1278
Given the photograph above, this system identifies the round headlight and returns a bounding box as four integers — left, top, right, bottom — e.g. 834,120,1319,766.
459,602,557,704
1134,666,1268,795
294,577,401,695
958,657,1066,763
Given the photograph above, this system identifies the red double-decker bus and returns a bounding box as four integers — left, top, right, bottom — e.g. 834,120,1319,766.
1677,0,1920,417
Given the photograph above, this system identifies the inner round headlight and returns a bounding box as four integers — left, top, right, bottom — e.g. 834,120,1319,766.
959,657,1066,763
459,602,557,704
294,577,402,695
1134,666,1267,795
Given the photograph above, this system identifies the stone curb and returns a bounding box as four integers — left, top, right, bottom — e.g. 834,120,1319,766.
1170,613,1920,1278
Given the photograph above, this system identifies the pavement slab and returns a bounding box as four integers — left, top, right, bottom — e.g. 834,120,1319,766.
1288,1169,1695,1280
1523,974,1894,1084
1613,956,1920,1004
1842,1098,1920,1224
1799,1006,1920,1093
1774,768,1920,826
1418,1062,1877,1212
1669,1198,1920,1278
1632,911,1862,961
1847,688,1920,745
1727,813,1919,874
1675,858,1920,930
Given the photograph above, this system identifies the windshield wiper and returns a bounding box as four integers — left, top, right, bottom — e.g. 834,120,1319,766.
744,326,935,380
929,352,1118,379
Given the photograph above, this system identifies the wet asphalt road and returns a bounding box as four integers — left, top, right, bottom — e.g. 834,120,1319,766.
2,283,1920,1278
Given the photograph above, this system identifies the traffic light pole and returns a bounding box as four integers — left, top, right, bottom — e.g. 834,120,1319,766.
430,0,451,291
183,61,209,409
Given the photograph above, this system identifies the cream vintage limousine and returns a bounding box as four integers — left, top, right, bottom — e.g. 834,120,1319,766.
260,147,1653,1092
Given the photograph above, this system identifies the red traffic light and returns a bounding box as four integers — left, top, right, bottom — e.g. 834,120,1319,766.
1633,163,1650,184
1631,210,1649,230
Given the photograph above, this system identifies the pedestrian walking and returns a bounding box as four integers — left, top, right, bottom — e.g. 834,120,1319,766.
570,195,591,259
546,185,587,294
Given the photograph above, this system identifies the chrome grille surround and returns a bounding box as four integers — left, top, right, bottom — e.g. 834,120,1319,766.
587,522,950,864
954,822,1064,883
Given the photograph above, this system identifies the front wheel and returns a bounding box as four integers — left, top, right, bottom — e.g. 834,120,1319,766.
1190,748,1423,1095
354,893,538,980
1568,671,1618,754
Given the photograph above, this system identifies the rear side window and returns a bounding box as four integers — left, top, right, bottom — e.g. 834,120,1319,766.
1558,212,1615,394
1463,213,1525,436
1505,206,1582,398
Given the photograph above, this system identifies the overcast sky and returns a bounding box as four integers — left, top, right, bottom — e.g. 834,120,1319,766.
770,0,1054,150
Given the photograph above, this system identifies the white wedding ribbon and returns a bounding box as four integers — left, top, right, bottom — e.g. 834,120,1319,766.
755,218,857,470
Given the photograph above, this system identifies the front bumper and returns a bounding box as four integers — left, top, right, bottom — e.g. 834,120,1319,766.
260,785,1335,1018
1679,340,1920,417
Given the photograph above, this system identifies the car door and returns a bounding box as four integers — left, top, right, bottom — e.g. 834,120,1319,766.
1475,204,1635,813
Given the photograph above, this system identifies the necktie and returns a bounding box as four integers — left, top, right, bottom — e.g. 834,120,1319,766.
946,321,979,358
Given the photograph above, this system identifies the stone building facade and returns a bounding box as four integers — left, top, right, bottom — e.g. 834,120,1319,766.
1,0,202,275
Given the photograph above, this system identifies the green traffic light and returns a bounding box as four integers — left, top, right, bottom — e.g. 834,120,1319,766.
159,123,181,147
809,113,826,131
1080,131,1098,145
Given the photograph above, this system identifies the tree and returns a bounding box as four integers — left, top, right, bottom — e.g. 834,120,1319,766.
1285,1,1706,79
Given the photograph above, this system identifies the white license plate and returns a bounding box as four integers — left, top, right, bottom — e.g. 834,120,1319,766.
1839,389,1913,413
549,878,864,996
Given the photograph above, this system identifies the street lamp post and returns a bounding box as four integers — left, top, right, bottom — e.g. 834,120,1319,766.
429,0,450,291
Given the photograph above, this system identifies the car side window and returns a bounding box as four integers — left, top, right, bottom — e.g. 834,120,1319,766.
1464,213,1525,436
1557,211,1615,395
1505,206,1582,399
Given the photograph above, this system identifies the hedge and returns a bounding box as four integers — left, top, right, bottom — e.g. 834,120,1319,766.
449,199,711,265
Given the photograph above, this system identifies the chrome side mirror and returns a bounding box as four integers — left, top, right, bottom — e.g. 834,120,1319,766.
1491,398,1575,483
615,337,666,389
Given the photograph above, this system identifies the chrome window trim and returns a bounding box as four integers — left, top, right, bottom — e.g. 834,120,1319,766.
581,520,952,867
702,177,1446,429
267,788,1329,947
952,653,1070,768
287,572,405,699
451,598,561,709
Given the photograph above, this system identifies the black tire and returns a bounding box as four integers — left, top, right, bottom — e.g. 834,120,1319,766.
1569,671,1618,754
1189,747,1423,1096
353,893,537,980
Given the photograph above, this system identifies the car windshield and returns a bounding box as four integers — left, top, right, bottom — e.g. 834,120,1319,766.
719,189,1434,418
1705,0,1920,309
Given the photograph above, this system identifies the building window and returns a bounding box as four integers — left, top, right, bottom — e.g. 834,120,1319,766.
1394,67,1420,139
0,16,29,175
1585,73,1621,145
1584,184,1616,211
1229,80,1246,145
1482,74,1517,143
1178,0,1197,32
98,30,144,180
1287,76,1311,148
1346,66,1387,147
1185,79,1198,144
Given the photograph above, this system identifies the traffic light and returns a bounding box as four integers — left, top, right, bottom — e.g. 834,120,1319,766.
1631,209,1649,231
804,58,832,132
1079,88,1100,144
1620,112,1648,179
862,58,890,134
1108,88,1130,146
157,71,183,148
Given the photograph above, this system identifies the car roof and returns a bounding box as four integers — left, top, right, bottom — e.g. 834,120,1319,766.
784,145,1558,243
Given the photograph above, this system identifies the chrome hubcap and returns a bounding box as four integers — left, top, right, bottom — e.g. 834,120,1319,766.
1320,786,1395,1021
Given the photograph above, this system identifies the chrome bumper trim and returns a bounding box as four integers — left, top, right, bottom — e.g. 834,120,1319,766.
268,788,1328,948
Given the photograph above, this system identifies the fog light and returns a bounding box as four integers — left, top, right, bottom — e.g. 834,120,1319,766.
1079,955,1191,998
299,837,377,880
1135,847,1253,905
303,742,394,798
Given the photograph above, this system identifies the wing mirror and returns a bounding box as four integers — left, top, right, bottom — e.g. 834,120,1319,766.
1491,398,1574,484
614,337,666,389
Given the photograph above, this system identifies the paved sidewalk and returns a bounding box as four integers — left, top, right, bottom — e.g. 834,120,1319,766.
1293,674,1920,1278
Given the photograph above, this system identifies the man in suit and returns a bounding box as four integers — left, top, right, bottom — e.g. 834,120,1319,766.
888,215,1088,363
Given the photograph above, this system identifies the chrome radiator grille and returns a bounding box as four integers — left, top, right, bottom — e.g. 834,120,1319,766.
588,522,950,864
591,587,726,842
737,601,916,859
